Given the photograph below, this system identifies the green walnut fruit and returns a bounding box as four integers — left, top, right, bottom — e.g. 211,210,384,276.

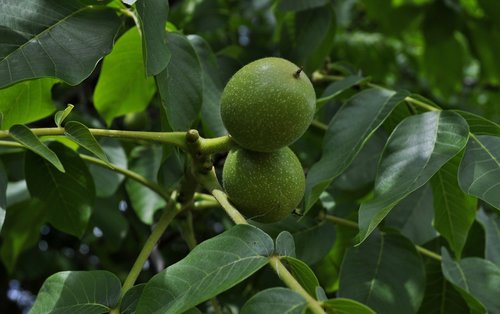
221,57,316,152
222,147,305,223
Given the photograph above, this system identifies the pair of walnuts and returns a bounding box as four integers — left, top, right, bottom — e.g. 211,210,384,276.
220,57,316,223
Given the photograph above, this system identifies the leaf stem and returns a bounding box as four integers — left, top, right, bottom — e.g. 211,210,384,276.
120,193,183,298
324,214,442,262
196,168,248,225
199,135,235,154
310,120,328,132
268,256,325,314
0,127,188,149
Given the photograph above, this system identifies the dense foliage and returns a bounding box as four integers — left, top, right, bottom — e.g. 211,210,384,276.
0,0,499,313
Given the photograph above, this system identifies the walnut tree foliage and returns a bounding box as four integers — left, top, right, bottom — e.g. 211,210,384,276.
0,0,499,313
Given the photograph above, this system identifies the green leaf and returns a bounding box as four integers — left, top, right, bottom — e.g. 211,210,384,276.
357,111,469,244
157,32,202,131
64,121,110,163
0,199,46,272
316,75,367,110
253,215,336,264
88,138,127,198
385,184,437,245
275,231,296,257
125,146,165,224
338,231,426,314
94,27,157,125
477,208,500,268
417,260,469,314
323,298,376,314
0,78,57,129
240,287,307,314
0,1,121,88
25,142,95,237
0,160,6,232
431,152,477,258
454,110,500,136
282,4,336,73
458,135,500,209
136,0,171,75
135,224,273,314
54,104,74,128
304,89,409,212
441,249,500,313
121,284,145,314
282,256,320,297
188,35,226,137
9,124,64,172
278,0,329,12
30,270,121,314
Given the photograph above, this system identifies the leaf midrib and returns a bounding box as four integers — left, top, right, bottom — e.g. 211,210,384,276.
1,4,93,66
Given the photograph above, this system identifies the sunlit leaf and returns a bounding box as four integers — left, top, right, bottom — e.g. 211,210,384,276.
94,27,157,125
0,78,57,129
54,104,74,128
357,111,469,244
